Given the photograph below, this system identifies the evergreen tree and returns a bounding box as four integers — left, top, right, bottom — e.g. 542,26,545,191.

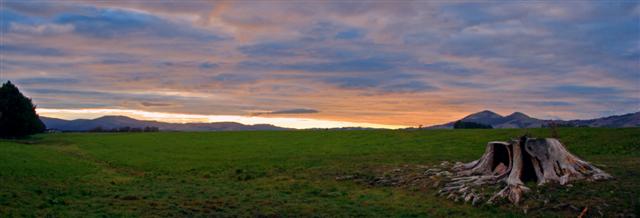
0,81,46,138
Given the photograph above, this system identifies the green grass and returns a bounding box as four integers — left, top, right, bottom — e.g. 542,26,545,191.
1,128,638,217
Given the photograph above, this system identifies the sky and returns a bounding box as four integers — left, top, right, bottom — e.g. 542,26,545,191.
1,1,639,128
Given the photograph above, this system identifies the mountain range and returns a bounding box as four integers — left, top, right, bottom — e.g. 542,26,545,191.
40,110,640,132
41,116,289,132
428,110,640,129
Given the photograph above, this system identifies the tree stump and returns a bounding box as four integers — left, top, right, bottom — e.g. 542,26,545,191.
436,136,612,205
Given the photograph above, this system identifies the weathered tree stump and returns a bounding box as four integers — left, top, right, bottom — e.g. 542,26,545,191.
435,136,612,205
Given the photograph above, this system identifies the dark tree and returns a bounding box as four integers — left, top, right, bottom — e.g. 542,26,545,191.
453,121,492,129
144,126,159,132
89,126,104,132
118,126,131,132
0,81,46,138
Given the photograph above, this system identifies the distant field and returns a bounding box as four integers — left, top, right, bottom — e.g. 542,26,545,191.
1,128,638,217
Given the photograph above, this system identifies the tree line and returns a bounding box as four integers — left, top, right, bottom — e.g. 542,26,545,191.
88,126,160,132
453,121,493,129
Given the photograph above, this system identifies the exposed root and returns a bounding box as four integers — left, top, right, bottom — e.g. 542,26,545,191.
344,136,613,210
430,136,612,205
489,184,530,204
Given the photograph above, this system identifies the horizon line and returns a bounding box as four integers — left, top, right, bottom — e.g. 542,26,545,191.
36,108,408,129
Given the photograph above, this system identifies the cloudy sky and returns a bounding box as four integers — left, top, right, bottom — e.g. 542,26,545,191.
1,1,638,128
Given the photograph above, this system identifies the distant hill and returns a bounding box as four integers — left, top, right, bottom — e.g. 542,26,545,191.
428,110,640,129
41,115,290,132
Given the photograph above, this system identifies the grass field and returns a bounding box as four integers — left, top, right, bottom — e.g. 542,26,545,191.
1,128,638,217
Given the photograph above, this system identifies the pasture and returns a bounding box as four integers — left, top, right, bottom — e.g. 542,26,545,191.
1,128,638,217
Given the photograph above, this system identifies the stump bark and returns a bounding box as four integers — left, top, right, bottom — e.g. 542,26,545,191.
438,136,611,205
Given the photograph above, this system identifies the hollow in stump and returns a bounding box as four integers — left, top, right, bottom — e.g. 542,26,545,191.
437,136,612,205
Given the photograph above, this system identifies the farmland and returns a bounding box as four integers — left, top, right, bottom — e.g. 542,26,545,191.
1,128,638,217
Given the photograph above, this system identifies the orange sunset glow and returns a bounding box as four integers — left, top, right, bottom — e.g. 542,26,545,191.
2,1,638,128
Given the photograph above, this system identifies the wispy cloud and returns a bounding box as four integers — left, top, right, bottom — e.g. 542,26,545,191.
140,102,172,107
250,108,319,116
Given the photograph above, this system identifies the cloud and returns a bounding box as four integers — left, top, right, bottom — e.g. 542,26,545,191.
324,77,379,89
15,77,79,85
287,58,396,73
140,102,172,107
10,22,74,35
461,20,549,37
251,108,319,116
199,62,218,69
382,81,438,93
52,7,226,40
335,28,365,40
421,62,484,76
532,101,575,107
238,42,303,57
3,1,80,17
27,88,110,97
1,1,638,126
0,44,66,56
551,85,622,96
